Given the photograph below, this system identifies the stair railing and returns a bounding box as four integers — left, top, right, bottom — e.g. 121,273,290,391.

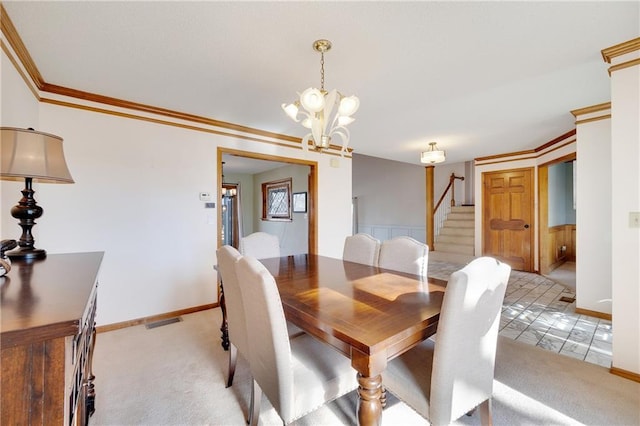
433,173,465,243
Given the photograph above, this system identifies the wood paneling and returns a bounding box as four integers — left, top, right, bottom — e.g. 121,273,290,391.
544,225,576,272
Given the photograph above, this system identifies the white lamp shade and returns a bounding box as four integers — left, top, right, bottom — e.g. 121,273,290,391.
300,88,325,112
301,117,313,129
338,95,360,116
421,149,446,164
282,103,299,120
338,116,355,126
1,127,74,183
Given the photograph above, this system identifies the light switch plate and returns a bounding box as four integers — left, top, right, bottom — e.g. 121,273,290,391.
630,212,640,228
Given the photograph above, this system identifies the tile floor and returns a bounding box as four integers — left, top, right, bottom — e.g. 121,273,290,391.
428,260,613,368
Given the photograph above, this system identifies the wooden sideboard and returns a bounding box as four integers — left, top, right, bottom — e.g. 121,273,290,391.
1,252,104,425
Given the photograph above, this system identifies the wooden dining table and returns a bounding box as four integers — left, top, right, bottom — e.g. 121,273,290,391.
219,253,445,426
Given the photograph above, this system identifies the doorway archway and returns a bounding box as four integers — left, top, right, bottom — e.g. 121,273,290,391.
538,153,577,276
216,147,318,255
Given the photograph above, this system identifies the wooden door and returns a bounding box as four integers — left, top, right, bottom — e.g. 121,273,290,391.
483,168,534,271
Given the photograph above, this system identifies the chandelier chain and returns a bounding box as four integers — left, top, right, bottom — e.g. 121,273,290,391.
320,51,325,92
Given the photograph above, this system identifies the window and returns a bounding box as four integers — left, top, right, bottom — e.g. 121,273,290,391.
262,178,292,221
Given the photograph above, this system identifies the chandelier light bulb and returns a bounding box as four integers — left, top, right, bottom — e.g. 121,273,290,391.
300,88,325,112
338,96,360,116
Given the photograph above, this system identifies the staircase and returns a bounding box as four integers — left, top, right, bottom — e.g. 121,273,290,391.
434,205,475,257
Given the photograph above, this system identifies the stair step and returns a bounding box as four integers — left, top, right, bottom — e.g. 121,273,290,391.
430,250,477,264
436,234,474,245
446,212,475,221
435,242,475,255
451,205,475,213
439,226,474,236
435,205,476,257
442,220,474,229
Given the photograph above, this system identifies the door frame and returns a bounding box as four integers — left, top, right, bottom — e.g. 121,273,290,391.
538,153,576,275
216,147,318,255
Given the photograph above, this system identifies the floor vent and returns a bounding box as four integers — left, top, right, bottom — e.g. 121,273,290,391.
145,317,182,329
559,296,576,303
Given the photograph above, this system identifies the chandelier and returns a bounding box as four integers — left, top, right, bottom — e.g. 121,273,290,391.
421,142,446,164
282,39,360,153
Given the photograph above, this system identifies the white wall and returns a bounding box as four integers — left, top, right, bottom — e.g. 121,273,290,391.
434,161,467,206
1,48,40,240
575,114,612,315
609,48,640,375
1,47,352,327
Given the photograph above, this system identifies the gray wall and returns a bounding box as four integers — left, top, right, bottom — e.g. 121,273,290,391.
253,164,310,256
352,154,468,243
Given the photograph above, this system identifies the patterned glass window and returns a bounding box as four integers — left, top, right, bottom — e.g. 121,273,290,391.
262,178,292,221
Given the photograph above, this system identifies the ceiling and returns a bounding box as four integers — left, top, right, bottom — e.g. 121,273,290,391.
3,1,639,167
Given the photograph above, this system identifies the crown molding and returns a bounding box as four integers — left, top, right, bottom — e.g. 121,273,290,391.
1,3,45,89
474,129,576,163
1,4,352,155
601,37,640,64
570,102,611,118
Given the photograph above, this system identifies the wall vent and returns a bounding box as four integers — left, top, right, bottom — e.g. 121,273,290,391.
145,317,182,329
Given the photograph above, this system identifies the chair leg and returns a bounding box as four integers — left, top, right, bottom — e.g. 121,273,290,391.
248,379,262,426
226,344,238,388
479,399,492,426
381,385,387,409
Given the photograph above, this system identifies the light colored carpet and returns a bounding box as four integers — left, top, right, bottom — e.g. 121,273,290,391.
91,308,639,426
544,261,576,291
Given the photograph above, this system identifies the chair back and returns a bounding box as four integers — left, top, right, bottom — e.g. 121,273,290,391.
216,246,247,356
378,236,429,277
235,256,294,420
239,232,280,259
430,257,511,425
343,233,381,266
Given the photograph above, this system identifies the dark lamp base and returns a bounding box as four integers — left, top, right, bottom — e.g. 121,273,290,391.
7,247,47,261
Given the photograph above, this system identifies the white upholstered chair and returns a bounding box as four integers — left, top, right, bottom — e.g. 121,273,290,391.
342,233,381,266
235,256,358,426
382,257,511,426
378,236,429,277
215,245,246,388
239,232,280,259
238,231,304,338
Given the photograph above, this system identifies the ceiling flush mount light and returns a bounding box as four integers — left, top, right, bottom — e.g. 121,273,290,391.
0,127,74,260
282,39,360,154
421,142,446,164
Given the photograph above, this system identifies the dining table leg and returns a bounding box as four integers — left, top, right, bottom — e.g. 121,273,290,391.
352,349,386,425
356,373,383,426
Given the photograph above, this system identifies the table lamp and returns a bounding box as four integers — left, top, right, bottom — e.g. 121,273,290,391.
1,127,74,261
